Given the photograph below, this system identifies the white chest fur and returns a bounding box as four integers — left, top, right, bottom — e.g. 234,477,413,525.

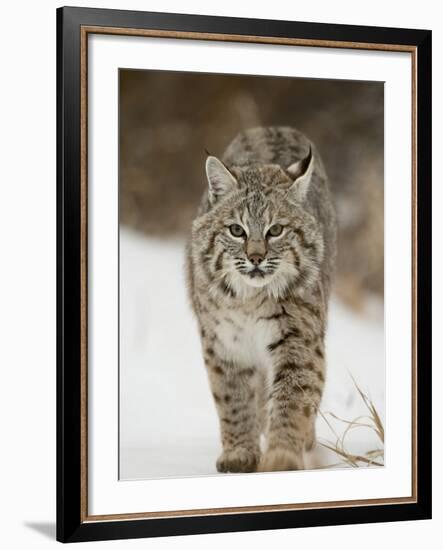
213,308,279,369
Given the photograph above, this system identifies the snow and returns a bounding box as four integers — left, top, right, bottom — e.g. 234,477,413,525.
119,228,384,480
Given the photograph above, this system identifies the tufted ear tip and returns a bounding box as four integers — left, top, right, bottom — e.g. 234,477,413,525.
287,145,313,179
205,156,237,203
205,155,220,172
286,145,315,202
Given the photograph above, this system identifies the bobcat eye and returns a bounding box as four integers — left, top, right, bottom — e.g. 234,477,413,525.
267,224,283,237
229,224,245,237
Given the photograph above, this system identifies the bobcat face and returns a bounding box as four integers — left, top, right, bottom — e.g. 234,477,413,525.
192,155,324,299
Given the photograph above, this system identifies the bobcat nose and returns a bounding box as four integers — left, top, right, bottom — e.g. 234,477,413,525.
249,253,264,266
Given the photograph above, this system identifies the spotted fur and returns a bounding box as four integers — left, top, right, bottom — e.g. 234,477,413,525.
186,127,337,473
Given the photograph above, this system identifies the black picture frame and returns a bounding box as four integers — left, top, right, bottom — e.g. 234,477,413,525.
57,6,432,543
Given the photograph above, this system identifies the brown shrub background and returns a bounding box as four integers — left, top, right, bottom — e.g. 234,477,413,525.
120,70,384,305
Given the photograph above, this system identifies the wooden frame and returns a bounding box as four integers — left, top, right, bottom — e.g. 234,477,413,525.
57,6,432,543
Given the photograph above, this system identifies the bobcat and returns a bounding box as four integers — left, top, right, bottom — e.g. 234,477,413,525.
186,127,337,473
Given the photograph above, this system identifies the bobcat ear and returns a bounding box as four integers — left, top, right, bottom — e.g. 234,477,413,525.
287,146,315,202
205,156,237,203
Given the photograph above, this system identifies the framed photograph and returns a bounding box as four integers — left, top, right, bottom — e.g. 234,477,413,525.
57,6,432,543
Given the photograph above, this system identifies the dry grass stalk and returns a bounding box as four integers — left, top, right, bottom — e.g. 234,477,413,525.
317,376,384,468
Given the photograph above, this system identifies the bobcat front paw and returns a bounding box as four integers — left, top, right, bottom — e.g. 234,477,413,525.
258,448,305,472
216,447,260,473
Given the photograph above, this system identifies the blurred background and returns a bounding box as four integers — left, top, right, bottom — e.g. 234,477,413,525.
119,69,384,480
120,69,384,306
